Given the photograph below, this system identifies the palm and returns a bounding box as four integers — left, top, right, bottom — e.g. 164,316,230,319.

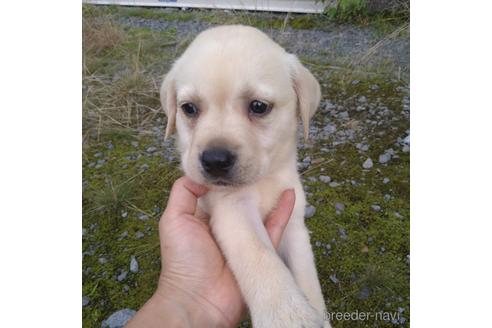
159,213,245,326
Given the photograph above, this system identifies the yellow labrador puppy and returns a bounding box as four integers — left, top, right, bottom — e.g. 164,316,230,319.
161,25,330,328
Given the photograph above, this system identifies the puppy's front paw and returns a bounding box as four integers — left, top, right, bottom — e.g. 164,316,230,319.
253,292,323,328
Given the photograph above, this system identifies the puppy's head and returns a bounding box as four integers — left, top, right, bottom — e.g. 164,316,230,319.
161,25,320,187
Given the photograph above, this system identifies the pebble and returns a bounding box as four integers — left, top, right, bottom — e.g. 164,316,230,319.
379,153,391,164
402,145,410,152
130,256,139,273
339,228,348,240
137,213,149,221
338,111,349,119
107,142,114,150
358,287,371,300
82,296,89,307
121,211,128,218
117,271,128,282
329,274,339,283
101,309,136,328
362,158,373,169
358,95,367,103
131,141,139,148
319,175,331,183
383,178,390,184
98,257,107,264
140,164,149,171
146,146,157,153
315,241,321,247
94,152,103,158
305,205,316,219
118,231,128,240
82,228,87,237
329,181,340,188
371,204,381,212
335,202,345,212
394,212,403,219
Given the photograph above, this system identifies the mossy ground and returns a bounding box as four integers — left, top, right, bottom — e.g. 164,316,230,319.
83,5,409,327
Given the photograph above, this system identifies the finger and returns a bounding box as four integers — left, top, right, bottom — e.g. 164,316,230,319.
163,176,208,219
265,189,296,249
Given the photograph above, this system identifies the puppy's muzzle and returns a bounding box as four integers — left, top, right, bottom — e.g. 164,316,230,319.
200,148,237,179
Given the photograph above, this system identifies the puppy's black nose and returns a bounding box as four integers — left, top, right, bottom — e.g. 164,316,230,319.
201,148,236,178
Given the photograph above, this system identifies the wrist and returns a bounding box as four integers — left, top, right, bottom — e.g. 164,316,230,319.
154,281,230,328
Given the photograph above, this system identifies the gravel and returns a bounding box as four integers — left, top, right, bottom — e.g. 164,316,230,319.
329,274,339,284
371,204,381,212
101,309,136,328
319,175,331,183
135,231,145,239
362,158,373,169
335,202,345,212
117,271,128,282
130,256,139,273
82,296,89,307
379,153,391,164
383,178,390,184
117,15,409,75
305,205,316,219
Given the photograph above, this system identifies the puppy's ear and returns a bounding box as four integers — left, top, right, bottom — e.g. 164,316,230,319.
289,55,321,139
160,72,177,139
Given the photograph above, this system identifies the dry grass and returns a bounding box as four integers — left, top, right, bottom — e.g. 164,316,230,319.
82,11,171,147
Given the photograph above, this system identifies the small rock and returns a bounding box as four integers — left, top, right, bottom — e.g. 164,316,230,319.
82,228,87,237
394,212,403,219
130,141,139,148
88,162,95,168
94,152,103,158
329,181,340,188
82,296,89,307
140,164,149,171
362,158,373,169
335,202,345,212
130,256,139,273
137,213,149,221
107,142,114,150
117,271,128,282
118,231,128,240
305,205,316,219
339,228,348,240
302,156,311,163
135,231,145,239
358,96,367,103
319,175,331,183
101,309,136,328
325,243,331,250
358,287,371,300
403,135,410,145
371,204,381,212
98,257,107,264
402,145,410,152
121,211,128,218
146,146,157,153
383,194,392,201
329,274,339,283
323,124,337,134
338,111,349,119
379,153,391,164
383,178,390,184
315,241,321,247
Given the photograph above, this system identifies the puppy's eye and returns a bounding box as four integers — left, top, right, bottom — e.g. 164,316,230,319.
181,103,199,117
249,100,271,116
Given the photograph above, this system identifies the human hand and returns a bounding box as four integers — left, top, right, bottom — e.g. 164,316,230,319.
126,176,295,328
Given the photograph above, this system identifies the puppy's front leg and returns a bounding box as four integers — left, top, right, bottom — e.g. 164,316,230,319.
207,192,323,328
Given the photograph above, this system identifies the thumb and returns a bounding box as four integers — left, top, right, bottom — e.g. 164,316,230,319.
265,189,296,249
